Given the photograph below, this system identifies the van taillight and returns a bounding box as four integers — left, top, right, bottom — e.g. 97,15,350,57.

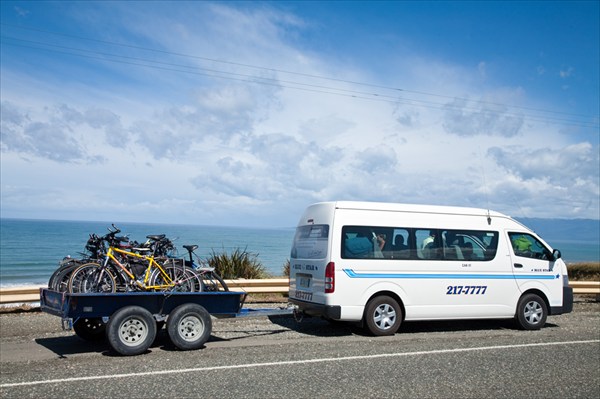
325,262,335,293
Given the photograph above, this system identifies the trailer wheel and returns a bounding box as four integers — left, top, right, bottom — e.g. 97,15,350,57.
73,317,106,342
106,306,157,356
364,295,402,336
167,303,212,351
515,293,547,330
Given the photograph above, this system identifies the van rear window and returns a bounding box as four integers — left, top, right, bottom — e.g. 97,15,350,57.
291,225,329,259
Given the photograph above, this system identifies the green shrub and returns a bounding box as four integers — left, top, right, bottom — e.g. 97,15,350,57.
567,262,600,281
205,247,269,279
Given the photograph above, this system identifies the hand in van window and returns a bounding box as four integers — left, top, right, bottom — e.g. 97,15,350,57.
376,233,386,250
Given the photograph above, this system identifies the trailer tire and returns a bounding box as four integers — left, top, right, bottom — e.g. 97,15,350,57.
167,303,212,351
73,317,106,342
106,306,156,356
364,295,402,336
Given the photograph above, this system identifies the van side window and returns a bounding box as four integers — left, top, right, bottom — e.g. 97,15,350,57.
341,226,498,261
442,230,498,261
508,232,550,260
342,227,376,258
342,226,392,259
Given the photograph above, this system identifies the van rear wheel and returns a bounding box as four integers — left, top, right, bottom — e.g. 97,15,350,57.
364,295,402,336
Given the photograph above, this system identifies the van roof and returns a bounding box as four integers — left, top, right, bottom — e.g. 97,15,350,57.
318,201,510,219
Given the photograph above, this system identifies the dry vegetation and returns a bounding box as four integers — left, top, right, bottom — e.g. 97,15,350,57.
567,262,600,281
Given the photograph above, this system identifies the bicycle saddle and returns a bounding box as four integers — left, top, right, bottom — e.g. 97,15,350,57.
146,234,166,241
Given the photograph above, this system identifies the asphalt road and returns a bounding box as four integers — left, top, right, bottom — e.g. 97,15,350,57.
1,300,599,398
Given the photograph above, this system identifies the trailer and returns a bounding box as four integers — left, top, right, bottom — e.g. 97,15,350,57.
39,288,293,356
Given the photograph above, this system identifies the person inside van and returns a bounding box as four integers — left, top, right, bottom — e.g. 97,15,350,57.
511,234,532,256
393,235,408,251
376,233,386,251
344,232,372,258
392,234,409,259
373,232,386,258
422,230,443,259
422,230,436,249
462,241,474,260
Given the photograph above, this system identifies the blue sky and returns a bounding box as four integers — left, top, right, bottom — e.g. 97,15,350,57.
1,1,598,227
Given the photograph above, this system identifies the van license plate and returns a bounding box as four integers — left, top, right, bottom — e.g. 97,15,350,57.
294,290,313,301
298,276,311,288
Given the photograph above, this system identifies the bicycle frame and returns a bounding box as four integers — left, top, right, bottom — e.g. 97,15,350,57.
104,245,175,290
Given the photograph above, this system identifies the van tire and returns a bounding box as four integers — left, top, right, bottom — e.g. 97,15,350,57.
515,293,547,330
364,295,402,336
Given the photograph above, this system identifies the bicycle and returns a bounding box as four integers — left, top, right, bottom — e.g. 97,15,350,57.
48,232,114,292
181,244,229,292
68,227,202,293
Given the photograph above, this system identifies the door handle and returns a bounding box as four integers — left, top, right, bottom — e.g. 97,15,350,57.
514,263,523,268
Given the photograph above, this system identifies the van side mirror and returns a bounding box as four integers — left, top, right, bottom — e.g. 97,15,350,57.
552,249,561,260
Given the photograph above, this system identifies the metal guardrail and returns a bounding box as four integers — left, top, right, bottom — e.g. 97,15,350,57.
0,279,598,305
0,278,290,305
568,281,600,295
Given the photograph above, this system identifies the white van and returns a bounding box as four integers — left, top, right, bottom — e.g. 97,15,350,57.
289,201,573,335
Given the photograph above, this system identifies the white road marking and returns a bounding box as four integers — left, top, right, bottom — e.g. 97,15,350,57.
2,339,598,388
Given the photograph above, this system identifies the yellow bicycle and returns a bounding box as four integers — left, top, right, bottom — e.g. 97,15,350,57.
68,229,201,293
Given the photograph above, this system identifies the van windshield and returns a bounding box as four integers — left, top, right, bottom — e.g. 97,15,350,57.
290,224,329,259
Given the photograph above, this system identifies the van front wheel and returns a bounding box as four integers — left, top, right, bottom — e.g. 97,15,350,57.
364,295,402,336
515,293,547,330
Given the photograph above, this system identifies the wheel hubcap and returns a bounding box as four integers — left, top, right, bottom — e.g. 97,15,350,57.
119,318,148,346
374,304,396,330
178,315,204,342
524,301,543,324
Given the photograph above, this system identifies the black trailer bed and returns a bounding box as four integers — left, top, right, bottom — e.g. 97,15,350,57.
40,288,247,319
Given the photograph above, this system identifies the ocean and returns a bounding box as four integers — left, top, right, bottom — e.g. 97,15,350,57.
0,218,598,288
0,219,295,288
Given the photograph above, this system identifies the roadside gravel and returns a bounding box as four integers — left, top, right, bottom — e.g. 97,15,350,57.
1,297,597,342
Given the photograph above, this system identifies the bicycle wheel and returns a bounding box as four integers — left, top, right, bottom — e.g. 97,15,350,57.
48,260,82,291
68,262,116,293
201,271,229,292
53,264,80,292
149,265,201,292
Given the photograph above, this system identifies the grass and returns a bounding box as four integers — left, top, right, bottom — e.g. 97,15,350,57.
205,247,270,279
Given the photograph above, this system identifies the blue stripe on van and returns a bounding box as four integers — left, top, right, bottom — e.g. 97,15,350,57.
342,269,559,280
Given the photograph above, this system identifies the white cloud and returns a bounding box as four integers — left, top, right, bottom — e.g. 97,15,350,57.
1,2,598,226
442,98,524,137
488,142,598,183
487,142,599,218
